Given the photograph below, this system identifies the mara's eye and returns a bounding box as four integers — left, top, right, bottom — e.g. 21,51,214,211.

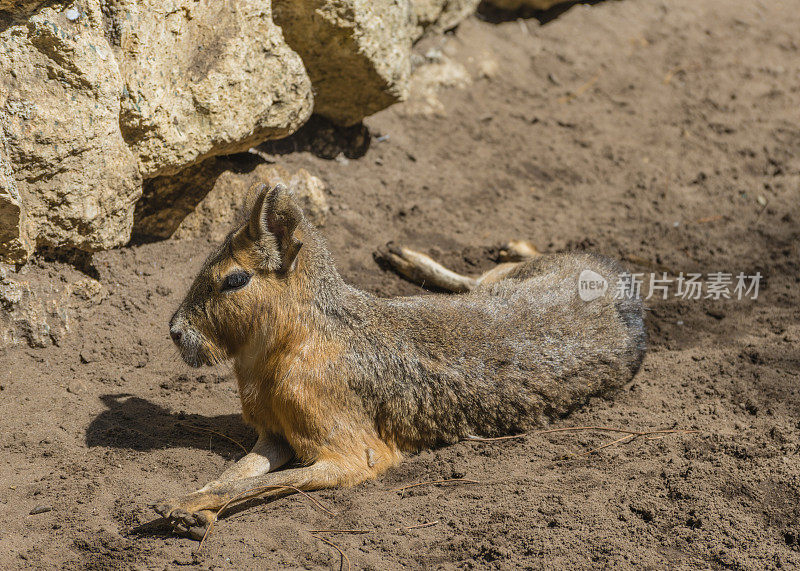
221,271,251,292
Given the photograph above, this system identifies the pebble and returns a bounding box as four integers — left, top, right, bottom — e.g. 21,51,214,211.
30,505,52,515
67,380,87,394
65,8,80,20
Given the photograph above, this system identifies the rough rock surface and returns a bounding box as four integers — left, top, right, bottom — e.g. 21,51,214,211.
0,264,105,349
114,0,313,177
0,2,141,263
133,157,329,242
273,0,413,126
0,134,30,263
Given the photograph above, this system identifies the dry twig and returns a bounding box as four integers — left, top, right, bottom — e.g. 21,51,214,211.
311,534,351,571
466,425,699,458
390,478,480,493
197,484,336,552
558,73,600,103
180,422,248,455
400,520,439,530
307,528,371,534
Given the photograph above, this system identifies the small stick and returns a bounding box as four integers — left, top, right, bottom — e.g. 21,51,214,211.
563,430,698,459
575,433,637,457
311,534,351,571
467,426,698,442
307,529,371,534
558,73,600,104
390,478,479,493
197,484,336,552
400,520,439,530
467,426,699,459
180,423,248,455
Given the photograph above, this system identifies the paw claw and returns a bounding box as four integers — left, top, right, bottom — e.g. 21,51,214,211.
187,525,208,541
152,500,215,541
153,502,172,518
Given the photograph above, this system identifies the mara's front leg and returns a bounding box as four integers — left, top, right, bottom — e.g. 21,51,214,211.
155,452,373,540
153,435,292,539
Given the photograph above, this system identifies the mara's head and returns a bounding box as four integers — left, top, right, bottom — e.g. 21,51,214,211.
169,183,306,367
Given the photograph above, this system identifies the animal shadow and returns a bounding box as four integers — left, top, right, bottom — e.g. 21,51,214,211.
85,394,256,460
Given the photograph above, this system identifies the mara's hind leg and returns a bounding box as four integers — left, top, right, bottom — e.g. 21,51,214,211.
376,243,478,292
376,240,540,293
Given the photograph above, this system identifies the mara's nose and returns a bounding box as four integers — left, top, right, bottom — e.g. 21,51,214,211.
170,328,182,345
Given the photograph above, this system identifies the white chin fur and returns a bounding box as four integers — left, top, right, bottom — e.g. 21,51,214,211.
178,329,216,367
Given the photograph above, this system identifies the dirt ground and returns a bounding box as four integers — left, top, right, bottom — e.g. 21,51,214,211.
1,0,799,568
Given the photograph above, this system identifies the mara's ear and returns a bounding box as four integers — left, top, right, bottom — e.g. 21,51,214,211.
248,183,304,272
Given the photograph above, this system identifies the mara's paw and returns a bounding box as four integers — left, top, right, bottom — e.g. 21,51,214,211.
153,498,219,540
498,240,540,262
374,242,410,271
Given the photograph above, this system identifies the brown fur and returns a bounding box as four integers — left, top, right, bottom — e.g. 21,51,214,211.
156,183,646,539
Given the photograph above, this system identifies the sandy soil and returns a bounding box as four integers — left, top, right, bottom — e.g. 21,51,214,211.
1,0,799,568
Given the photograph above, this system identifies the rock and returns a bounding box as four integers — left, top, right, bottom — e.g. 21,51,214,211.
478,56,500,80
133,158,330,241
483,0,568,10
173,162,329,239
29,504,52,515
0,2,142,262
401,54,472,116
114,0,313,177
70,277,107,304
67,380,87,395
273,0,413,126
409,0,481,39
1,0,314,262
0,265,105,350
1,265,70,348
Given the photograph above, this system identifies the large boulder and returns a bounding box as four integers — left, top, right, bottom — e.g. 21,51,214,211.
114,0,313,177
0,0,314,262
0,2,141,263
273,0,413,126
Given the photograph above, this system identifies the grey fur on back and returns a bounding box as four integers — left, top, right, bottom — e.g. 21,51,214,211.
299,223,646,451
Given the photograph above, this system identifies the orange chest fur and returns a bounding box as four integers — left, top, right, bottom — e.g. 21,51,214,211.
234,332,346,461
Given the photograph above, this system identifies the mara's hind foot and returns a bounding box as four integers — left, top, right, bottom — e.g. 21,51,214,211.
375,243,478,292
497,240,541,262
375,240,541,292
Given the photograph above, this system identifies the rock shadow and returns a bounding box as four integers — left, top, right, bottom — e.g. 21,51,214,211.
477,1,609,25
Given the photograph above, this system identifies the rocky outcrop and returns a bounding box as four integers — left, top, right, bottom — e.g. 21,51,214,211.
114,0,313,177
1,0,484,263
0,0,314,263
